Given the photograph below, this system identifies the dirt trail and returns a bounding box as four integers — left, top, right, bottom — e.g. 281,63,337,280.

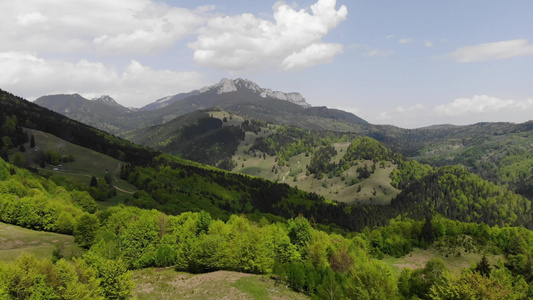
114,186,134,194
113,163,122,176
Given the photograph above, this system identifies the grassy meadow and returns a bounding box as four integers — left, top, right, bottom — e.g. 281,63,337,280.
0,222,81,262
132,268,308,300
15,128,137,205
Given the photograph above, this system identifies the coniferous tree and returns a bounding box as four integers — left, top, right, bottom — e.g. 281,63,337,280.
420,216,435,244
475,254,492,277
30,134,35,148
89,176,98,187
104,173,113,186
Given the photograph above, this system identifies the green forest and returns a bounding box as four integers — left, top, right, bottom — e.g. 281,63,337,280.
2,88,533,299
2,156,533,299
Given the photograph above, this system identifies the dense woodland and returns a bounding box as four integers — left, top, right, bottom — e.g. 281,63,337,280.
2,157,533,299
118,104,533,203
2,88,533,299
123,111,245,168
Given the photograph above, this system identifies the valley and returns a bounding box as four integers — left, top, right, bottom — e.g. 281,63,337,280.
1,85,533,299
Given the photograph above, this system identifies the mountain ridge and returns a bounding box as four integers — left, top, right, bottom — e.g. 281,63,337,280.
140,78,311,111
33,78,368,133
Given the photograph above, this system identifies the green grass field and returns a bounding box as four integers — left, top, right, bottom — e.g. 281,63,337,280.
132,268,308,300
232,137,401,204
382,247,503,277
0,222,81,262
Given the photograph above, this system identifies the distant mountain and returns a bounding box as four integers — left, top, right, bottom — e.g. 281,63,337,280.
121,109,245,168
139,91,201,111
5,86,533,230
34,94,132,133
34,78,369,133
140,78,311,111
121,106,533,225
1,89,156,166
92,95,126,108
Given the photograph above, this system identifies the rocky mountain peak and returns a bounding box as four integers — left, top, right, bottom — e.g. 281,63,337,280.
91,95,123,108
198,78,310,108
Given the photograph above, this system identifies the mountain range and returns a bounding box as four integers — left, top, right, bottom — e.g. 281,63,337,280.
140,78,311,111
4,86,532,228
3,85,533,299
35,78,367,134
32,78,533,201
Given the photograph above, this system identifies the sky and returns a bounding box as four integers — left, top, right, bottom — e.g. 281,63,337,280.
1,0,532,128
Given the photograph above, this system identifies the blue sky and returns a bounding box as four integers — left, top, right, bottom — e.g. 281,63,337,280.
0,0,532,128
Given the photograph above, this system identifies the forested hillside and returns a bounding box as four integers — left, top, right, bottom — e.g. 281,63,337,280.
1,89,156,166
32,86,533,202
413,123,533,199
121,109,245,168
367,121,533,200
2,156,533,299
3,88,533,299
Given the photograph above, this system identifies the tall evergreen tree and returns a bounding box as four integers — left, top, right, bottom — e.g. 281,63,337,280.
475,254,492,277
420,216,435,244
89,176,98,187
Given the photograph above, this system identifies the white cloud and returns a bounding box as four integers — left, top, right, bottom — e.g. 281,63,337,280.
451,39,533,62
398,38,412,44
375,104,426,122
346,44,392,57
0,0,205,54
282,43,343,70
188,0,348,71
338,103,431,128
425,40,433,47
353,95,533,128
0,52,206,107
366,48,394,57
434,95,533,116
16,11,48,25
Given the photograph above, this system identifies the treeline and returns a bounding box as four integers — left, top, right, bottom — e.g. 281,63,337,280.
392,165,533,227
118,149,533,233
119,154,431,232
0,89,157,166
418,130,533,200
0,158,133,298
0,253,130,299
160,116,245,167
307,137,403,179
0,114,29,161
3,205,533,299
0,160,88,234
2,155,533,299
84,206,403,298
363,215,533,299
250,126,349,166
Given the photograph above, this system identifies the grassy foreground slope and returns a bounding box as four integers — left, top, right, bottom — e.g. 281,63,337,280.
132,268,307,300
0,222,79,262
